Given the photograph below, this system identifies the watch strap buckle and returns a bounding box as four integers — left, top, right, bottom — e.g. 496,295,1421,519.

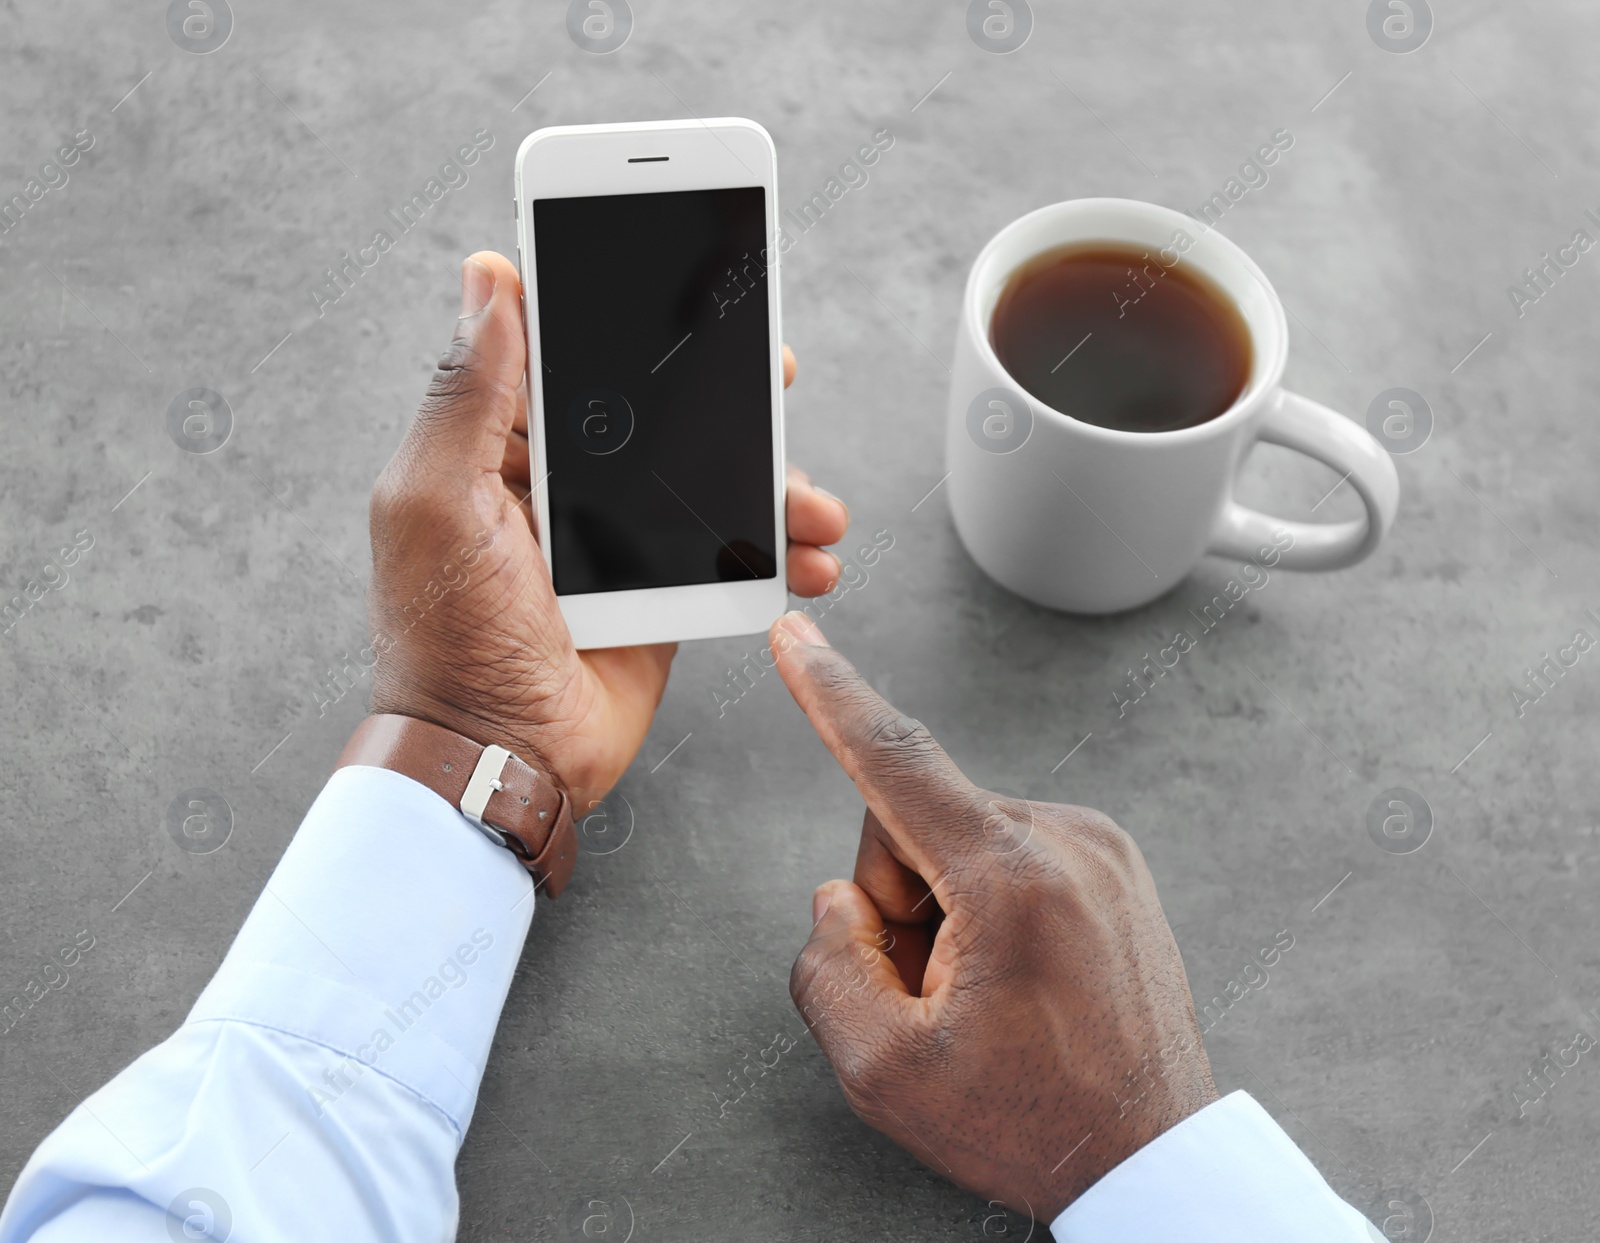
336,717,579,899
459,744,513,843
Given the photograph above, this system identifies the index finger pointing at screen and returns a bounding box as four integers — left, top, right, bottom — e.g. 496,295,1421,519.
770,612,985,877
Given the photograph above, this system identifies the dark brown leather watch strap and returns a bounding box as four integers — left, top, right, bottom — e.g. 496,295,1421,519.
336,714,578,897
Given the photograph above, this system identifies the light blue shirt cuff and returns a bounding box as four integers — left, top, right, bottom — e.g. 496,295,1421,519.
1051,1091,1376,1241
186,764,535,1136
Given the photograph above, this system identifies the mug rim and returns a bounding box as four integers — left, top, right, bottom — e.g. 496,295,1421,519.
965,197,1292,446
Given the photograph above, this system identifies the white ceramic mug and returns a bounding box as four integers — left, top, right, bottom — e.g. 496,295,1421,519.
945,198,1400,614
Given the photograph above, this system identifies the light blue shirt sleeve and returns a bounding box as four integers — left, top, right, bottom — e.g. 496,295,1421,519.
1050,1090,1378,1241
0,765,535,1242
2,768,1376,1242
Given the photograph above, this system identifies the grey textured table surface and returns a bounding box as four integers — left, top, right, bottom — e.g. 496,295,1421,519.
2,1,1596,1239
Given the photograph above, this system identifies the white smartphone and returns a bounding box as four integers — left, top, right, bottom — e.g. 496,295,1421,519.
513,118,787,650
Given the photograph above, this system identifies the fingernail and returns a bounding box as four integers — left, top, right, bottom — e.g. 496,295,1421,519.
814,485,850,521
823,552,842,592
812,886,833,925
780,610,829,648
459,257,494,319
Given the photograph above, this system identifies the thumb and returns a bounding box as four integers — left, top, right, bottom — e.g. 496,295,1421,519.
790,880,912,1066
408,251,528,480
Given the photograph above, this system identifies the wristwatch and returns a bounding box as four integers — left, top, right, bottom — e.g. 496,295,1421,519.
336,714,578,897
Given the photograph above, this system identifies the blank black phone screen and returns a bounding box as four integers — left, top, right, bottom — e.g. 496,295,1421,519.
532,186,776,596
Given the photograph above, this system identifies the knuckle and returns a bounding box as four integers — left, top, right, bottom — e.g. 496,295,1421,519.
370,448,449,537
960,795,1077,901
790,940,907,1091
834,1011,929,1099
997,841,1072,903
800,654,963,783
793,943,866,1020
788,942,832,1010
420,337,519,423
415,379,474,434
1056,804,1145,877
866,709,934,754
837,1040,893,1098
1078,807,1138,859
428,332,483,388
860,709,951,784
971,792,1041,862
369,463,402,526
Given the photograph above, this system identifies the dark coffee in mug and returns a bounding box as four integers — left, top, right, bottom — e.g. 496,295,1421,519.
989,240,1252,433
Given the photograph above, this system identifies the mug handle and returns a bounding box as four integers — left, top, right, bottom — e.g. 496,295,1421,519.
1206,388,1400,571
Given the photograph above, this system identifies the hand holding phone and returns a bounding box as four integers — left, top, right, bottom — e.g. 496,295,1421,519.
365,250,847,815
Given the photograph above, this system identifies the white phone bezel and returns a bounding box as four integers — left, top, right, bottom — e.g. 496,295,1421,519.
513,118,787,651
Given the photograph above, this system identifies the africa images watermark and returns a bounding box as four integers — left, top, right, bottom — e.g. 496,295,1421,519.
708,528,897,718
307,928,496,1115
1076,129,1294,329
778,128,895,246
0,127,95,242
1507,206,1600,319
1186,129,1295,232
1111,927,1296,1119
1508,610,1597,719
713,1029,799,1121
707,127,897,318
1510,1024,1598,1119
309,128,496,317
1102,225,1203,321
2,528,96,639
1196,928,1296,1037
1112,527,1296,717
308,527,496,717
1,929,97,1036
